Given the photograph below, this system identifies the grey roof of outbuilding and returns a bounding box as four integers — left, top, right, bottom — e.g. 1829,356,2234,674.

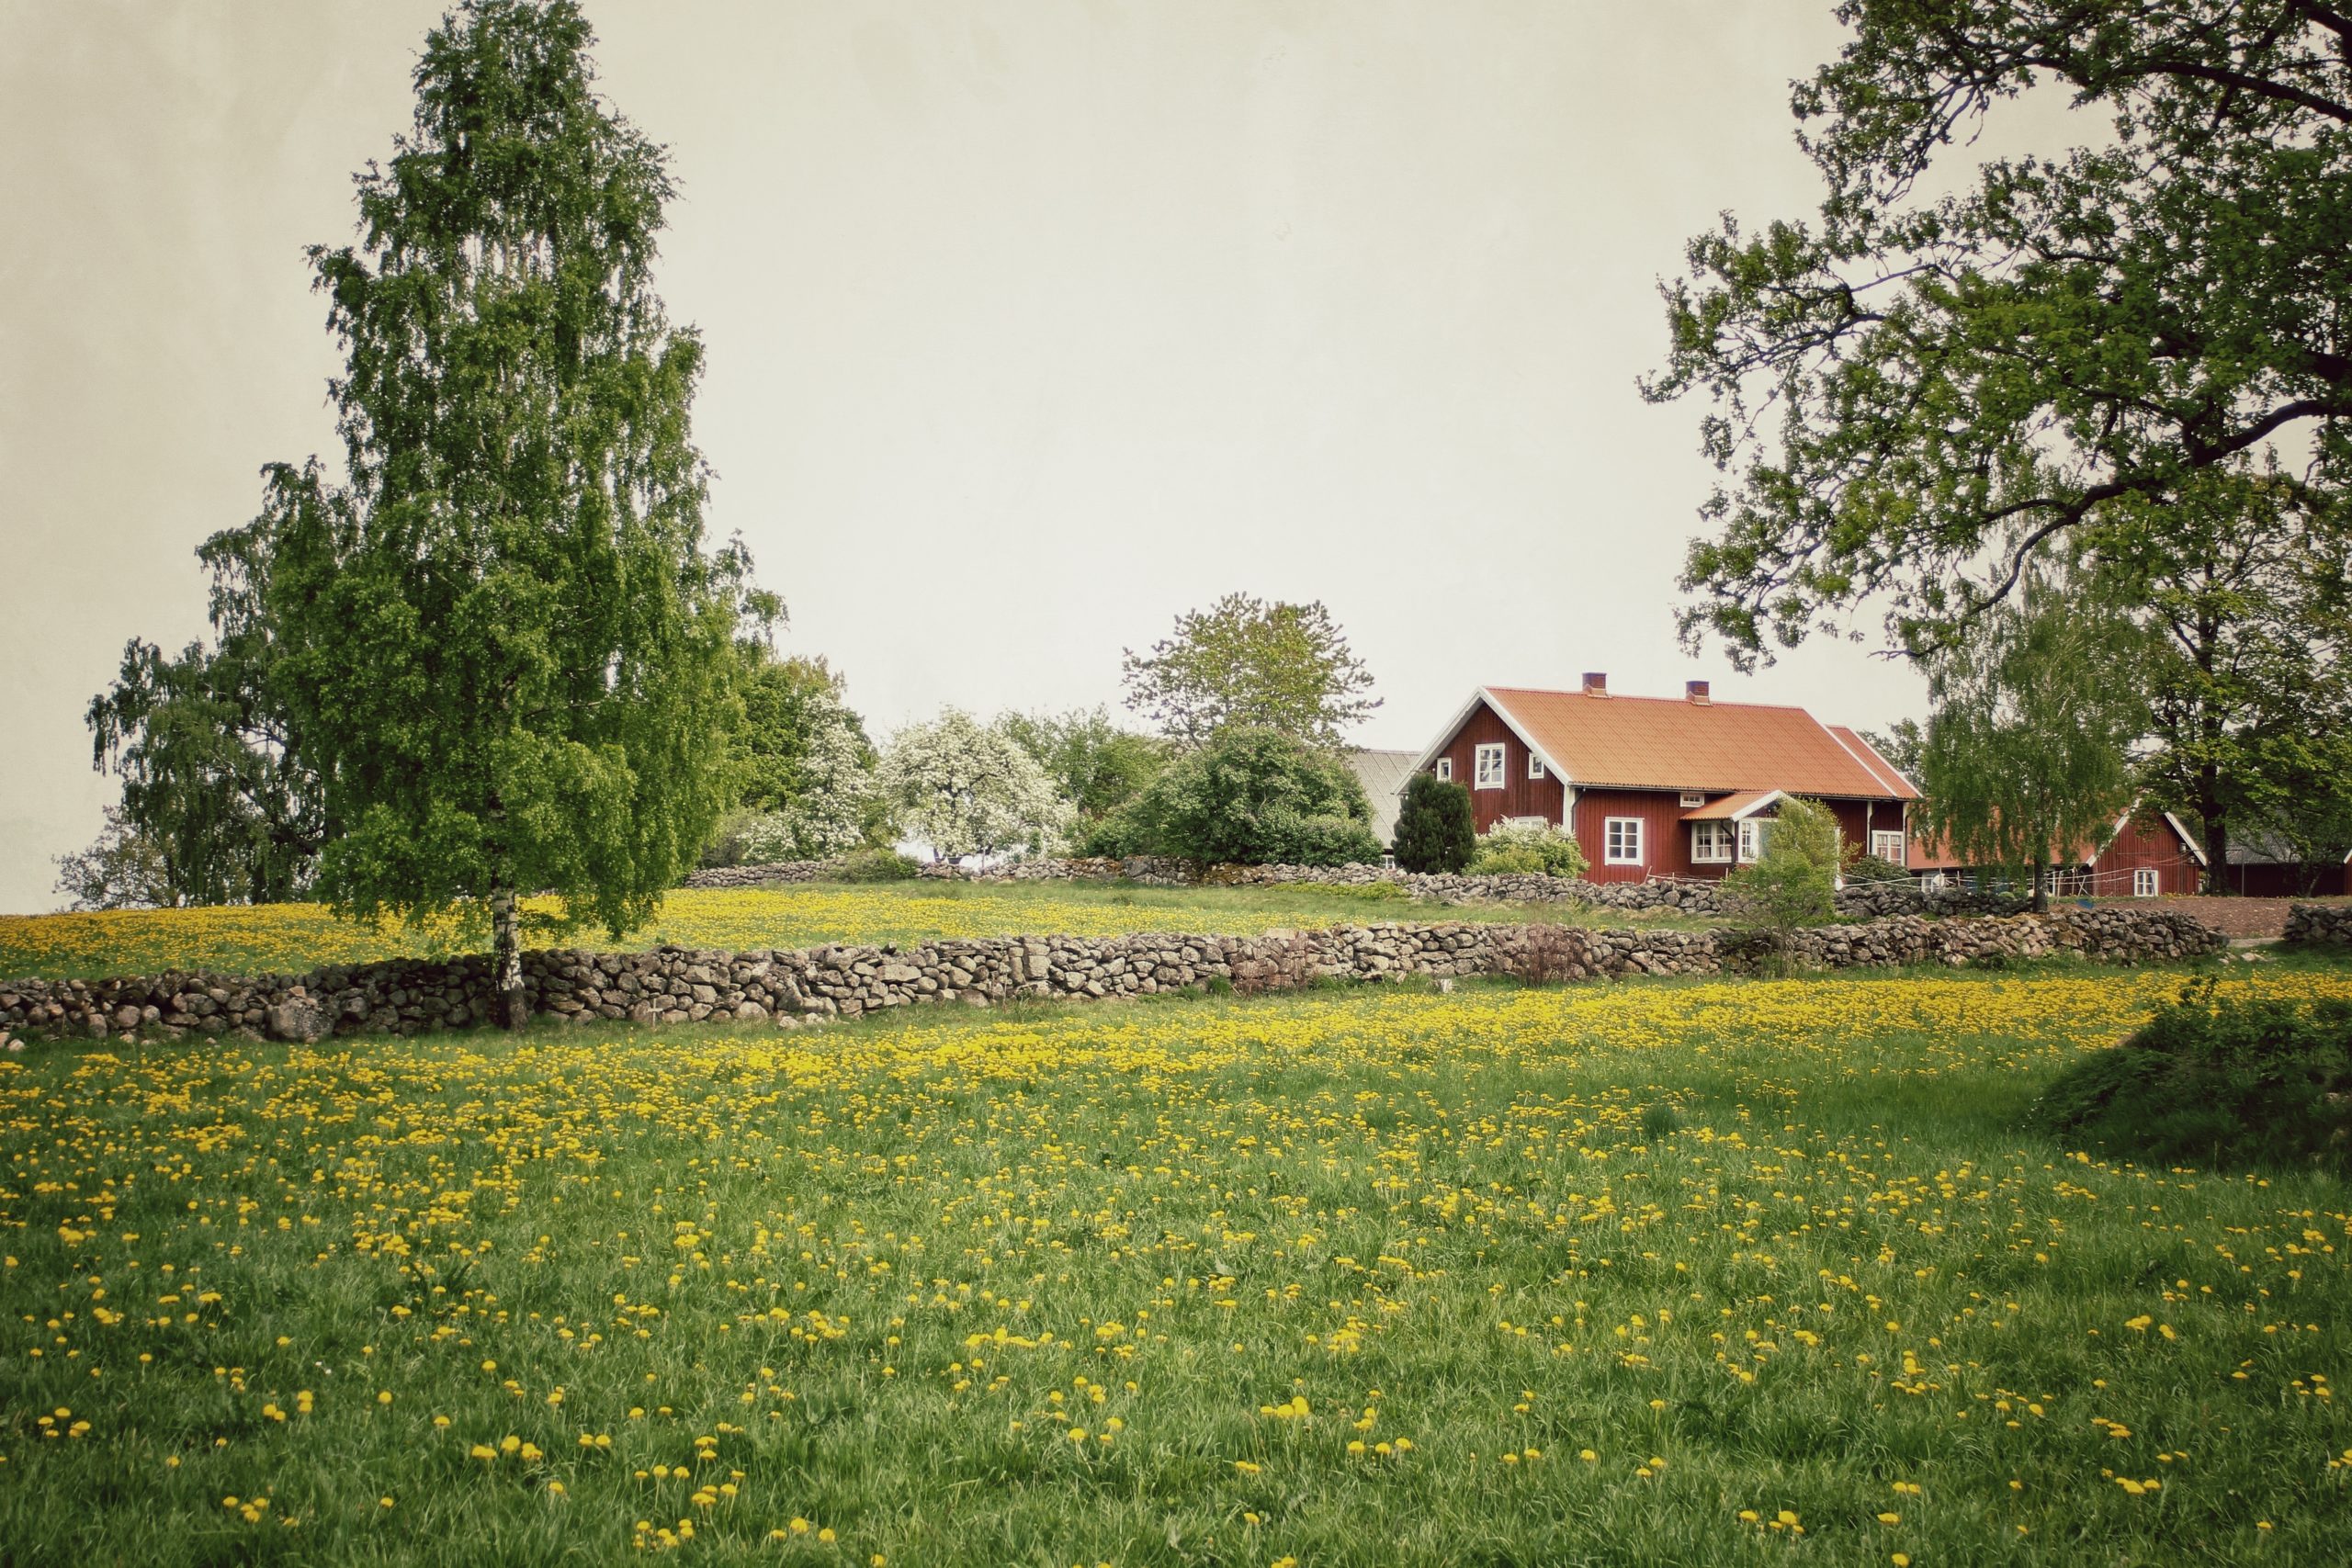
1347,748,1420,848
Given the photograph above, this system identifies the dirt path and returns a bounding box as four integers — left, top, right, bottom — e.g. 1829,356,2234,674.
2099,895,2349,939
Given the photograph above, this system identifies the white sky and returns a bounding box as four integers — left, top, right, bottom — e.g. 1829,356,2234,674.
0,1,2038,913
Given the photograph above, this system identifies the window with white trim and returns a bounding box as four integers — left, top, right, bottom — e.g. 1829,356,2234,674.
1679,790,1706,808
1473,743,1507,790
1691,820,1734,863
1528,752,1546,780
2133,866,2159,897
1433,758,1452,782
1736,818,1770,863
1604,817,1645,865
1869,829,1905,865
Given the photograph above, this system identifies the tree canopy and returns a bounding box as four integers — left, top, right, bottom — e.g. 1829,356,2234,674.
999,707,1170,824
1645,2,2352,666
880,710,1069,866
1917,577,2144,910
1121,593,1379,750
267,0,766,1021
75,505,322,908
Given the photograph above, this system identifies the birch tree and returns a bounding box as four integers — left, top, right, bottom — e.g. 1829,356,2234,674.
269,0,762,1026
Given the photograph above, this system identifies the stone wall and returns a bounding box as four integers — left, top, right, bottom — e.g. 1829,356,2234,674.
686,854,2028,919
2285,903,2352,946
0,907,2222,1046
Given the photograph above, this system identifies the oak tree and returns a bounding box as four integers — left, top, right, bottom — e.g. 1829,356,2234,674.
1645,2,2352,666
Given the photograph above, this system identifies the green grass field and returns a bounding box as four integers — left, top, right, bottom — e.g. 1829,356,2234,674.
5,959,2349,1564
0,878,1713,984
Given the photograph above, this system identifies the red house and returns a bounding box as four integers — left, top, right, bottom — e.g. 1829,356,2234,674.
1407,675,1919,883
1906,806,2208,897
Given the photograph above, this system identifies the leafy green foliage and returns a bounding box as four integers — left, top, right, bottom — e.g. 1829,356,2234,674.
999,707,1170,825
1840,851,1907,888
830,848,921,883
1468,820,1587,879
267,1,764,1018
51,807,175,912
2035,980,2352,1173
1644,4,2352,667
1121,593,1379,750
1859,719,1924,784
1918,579,2143,910
733,653,871,810
78,507,322,907
1133,728,1381,867
2120,482,2352,874
1390,773,1476,874
1721,795,1841,940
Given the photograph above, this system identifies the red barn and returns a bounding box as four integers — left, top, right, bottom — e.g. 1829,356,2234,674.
1906,806,2208,897
1405,675,1919,883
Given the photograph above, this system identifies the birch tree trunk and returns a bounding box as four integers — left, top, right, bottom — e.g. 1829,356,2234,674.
491,886,527,1031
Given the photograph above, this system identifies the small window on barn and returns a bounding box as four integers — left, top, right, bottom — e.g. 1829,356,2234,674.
1604,817,1644,864
2133,866,2159,897
1737,818,1770,863
1434,758,1453,782
1870,829,1905,865
1691,821,1733,863
1528,752,1546,781
1679,790,1706,808
1474,743,1507,790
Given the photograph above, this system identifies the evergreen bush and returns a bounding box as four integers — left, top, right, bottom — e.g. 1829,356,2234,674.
1392,774,1476,873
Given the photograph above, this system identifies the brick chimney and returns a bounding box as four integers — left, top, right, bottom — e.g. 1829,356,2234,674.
1581,671,1609,697
1686,680,1711,705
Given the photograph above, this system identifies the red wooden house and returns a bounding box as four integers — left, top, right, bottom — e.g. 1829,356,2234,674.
1905,806,2208,897
1405,675,1919,883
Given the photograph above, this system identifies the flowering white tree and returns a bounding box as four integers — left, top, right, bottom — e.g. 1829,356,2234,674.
739,717,875,862
881,709,1070,865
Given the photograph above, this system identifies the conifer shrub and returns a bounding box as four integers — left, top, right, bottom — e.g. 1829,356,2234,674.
1392,774,1476,874
2033,979,2352,1171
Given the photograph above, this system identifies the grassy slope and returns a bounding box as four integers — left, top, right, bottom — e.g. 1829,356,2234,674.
4,959,2349,1565
0,880,1713,984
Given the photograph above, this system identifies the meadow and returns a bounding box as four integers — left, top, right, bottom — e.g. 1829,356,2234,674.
0,880,1561,984
5,960,2349,1565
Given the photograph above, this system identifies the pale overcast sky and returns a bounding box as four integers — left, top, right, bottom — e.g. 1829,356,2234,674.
1,1,2031,913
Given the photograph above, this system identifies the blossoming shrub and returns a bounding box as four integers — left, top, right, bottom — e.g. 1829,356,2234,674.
2034,979,2352,1170
1468,821,1588,878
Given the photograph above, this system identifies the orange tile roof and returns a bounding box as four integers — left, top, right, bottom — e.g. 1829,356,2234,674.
1826,727,1918,796
1476,686,1920,799
1681,789,1780,821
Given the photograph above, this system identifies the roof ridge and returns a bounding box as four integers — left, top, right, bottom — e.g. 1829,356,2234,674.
1484,684,1815,715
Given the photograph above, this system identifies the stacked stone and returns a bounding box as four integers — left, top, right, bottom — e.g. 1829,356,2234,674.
2,906,2224,1045
2285,904,2352,946
679,861,838,889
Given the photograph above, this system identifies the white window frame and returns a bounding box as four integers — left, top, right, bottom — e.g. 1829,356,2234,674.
1869,829,1905,865
1679,790,1706,808
1736,818,1770,863
1473,742,1507,791
1527,752,1546,781
1690,820,1734,864
1434,758,1452,782
1604,817,1645,866
2133,866,2159,897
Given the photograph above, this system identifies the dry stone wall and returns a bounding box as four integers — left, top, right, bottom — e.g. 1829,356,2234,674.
0,907,2222,1047
2286,904,2352,945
